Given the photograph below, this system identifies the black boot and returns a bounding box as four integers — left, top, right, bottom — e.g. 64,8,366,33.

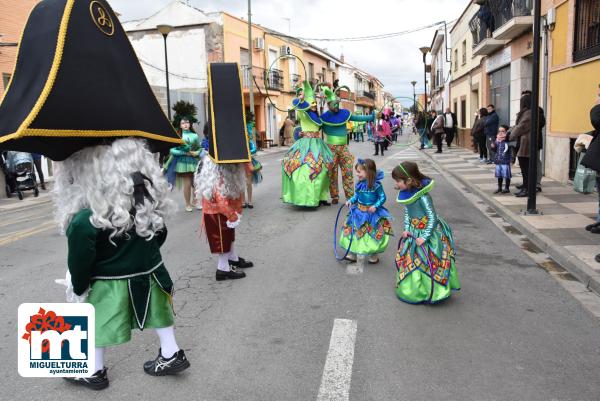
143,349,190,376
229,257,253,268
64,368,109,390
216,267,246,281
494,178,503,194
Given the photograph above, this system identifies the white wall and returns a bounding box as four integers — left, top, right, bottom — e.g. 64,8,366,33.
338,65,356,91
127,27,208,92
510,57,532,125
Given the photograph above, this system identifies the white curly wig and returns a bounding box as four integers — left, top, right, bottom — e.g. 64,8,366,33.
194,155,246,202
53,138,175,242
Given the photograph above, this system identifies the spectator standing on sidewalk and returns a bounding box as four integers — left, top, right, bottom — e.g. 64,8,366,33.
31,153,46,190
579,86,600,242
431,110,445,153
283,115,295,146
443,107,457,147
521,90,546,193
509,94,534,198
484,104,499,164
472,108,488,162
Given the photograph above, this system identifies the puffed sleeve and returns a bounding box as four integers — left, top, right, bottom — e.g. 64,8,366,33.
373,185,386,208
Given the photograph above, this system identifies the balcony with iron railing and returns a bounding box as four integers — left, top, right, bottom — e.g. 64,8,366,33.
490,0,533,40
265,68,284,91
290,73,301,91
240,65,284,91
469,6,507,56
240,65,262,89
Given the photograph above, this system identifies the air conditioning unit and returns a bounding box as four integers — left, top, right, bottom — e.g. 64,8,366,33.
280,45,291,56
327,60,336,70
253,37,264,50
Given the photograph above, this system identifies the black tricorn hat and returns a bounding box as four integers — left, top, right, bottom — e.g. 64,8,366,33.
0,0,183,161
207,63,250,164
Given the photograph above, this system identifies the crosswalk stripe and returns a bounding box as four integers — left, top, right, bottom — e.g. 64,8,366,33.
316,319,358,401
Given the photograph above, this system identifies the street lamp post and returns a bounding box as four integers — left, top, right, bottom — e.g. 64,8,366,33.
157,24,173,121
419,47,430,113
411,80,417,112
527,0,542,214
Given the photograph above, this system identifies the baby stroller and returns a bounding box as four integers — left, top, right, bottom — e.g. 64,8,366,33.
1,151,39,199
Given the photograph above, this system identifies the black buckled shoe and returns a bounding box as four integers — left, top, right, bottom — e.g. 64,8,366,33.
64,368,109,390
216,268,246,281
229,257,253,268
143,349,190,376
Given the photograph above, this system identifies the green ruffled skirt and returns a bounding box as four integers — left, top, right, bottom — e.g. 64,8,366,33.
88,277,174,347
339,219,392,255
281,137,333,207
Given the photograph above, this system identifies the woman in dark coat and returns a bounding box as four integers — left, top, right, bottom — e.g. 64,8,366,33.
472,108,488,162
509,94,533,197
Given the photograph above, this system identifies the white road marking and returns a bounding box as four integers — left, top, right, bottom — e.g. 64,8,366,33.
345,257,364,275
316,319,358,401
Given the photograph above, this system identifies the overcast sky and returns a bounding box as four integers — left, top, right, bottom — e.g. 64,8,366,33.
111,0,467,103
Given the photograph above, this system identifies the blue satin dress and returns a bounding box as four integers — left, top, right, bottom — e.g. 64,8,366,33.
339,170,393,255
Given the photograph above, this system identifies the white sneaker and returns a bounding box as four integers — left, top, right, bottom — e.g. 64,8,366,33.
185,205,193,212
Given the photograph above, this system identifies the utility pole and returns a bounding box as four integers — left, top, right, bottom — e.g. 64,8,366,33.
527,0,542,214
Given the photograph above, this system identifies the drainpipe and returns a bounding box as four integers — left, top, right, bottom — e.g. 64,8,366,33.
541,16,549,180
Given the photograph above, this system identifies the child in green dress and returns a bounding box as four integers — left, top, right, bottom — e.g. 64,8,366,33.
392,161,461,304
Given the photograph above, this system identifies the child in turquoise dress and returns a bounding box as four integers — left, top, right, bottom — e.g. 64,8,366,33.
392,161,460,304
339,158,393,264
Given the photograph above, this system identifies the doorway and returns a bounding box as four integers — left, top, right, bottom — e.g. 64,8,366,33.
267,103,278,143
489,65,511,126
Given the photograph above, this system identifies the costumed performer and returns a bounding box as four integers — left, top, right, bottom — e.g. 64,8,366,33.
243,112,262,209
320,86,375,204
0,0,192,389
392,161,460,304
340,158,393,264
195,63,254,281
164,116,203,212
281,80,333,207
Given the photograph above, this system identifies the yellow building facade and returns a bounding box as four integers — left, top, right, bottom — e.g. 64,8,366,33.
543,0,600,182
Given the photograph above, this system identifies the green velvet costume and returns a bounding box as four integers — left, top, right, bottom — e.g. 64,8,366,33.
281,81,333,207
395,180,460,304
67,209,174,346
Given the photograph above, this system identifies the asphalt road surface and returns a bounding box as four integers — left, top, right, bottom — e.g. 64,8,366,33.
1,138,599,401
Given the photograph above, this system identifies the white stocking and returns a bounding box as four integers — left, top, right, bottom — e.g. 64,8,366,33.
228,242,239,262
155,326,180,358
95,347,105,372
217,253,230,272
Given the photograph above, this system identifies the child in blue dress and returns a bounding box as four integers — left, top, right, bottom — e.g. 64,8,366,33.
339,158,393,264
492,125,511,194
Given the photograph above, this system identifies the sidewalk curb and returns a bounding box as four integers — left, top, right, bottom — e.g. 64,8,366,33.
0,196,53,216
257,146,290,157
420,148,600,296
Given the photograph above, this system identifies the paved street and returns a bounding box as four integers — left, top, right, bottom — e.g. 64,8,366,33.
2,139,600,401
